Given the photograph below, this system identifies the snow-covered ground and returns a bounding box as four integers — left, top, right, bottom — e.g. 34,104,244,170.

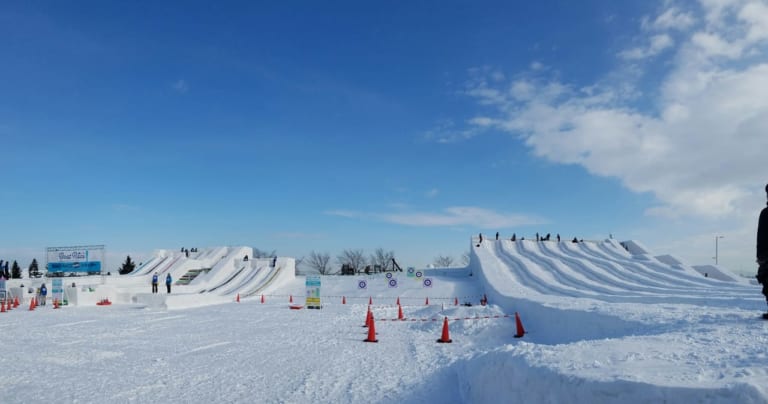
1,239,767,403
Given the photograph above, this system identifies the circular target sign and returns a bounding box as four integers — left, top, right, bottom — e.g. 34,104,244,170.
358,280,368,289
388,279,398,288
423,278,433,288
386,272,393,279
415,271,423,278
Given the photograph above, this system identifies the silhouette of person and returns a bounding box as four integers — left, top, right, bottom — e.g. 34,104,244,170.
756,184,768,317
166,273,172,294
151,273,159,294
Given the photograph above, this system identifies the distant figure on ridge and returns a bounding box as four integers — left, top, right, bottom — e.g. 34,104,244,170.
166,273,172,294
572,237,579,243
557,234,561,242
511,233,516,242
755,183,768,319
244,255,249,261
152,273,159,294
495,232,499,240
536,233,540,242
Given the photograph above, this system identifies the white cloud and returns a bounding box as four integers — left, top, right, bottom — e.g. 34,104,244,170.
425,188,440,198
739,1,768,42
326,206,545,228
649,7,696,31
620,34,674,59
173,79,189,93
464,0,768,221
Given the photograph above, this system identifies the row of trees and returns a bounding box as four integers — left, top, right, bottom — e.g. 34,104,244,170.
0,259,39,279
302,248,469,275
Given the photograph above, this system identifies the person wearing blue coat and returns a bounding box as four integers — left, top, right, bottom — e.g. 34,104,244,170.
39,283,48,306
166,273,172,294
151,273,158,294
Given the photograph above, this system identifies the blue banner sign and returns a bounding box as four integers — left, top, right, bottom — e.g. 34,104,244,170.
48,261,102,273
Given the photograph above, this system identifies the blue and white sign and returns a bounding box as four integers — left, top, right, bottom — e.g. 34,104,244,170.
357,279,368,289
52,278,64,302
423,278,433,288
407,267,415,278
385,272,393,279
388,278,398,288
46,245,104,273
415,271,423,279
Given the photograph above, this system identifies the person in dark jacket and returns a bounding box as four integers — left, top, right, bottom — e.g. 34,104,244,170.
166,273,172,294
152,273,159,294
756,184,768,317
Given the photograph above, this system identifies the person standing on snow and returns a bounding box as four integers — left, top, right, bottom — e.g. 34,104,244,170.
165,273,172,294
39,283,47,306
756,184,768,318
151,273,159,294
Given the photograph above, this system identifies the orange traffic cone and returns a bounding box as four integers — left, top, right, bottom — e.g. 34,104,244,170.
454,297,458,306
6,299,11,311
364,312,379,343
369,296,372,305
397,304,404,320
53,299,60,309
425,297,429,305
396,297,400,306
437,317,452,343
514,312,526,338
261,294,265,304
13,296,19,307
342,296,346,304
29,298,35,311
1,300,5,313
289,295,293,303
33,296,38,308
364,306,372,328
236,293,240,303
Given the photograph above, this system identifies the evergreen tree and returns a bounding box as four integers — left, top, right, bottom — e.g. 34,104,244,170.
11,260,21,279
29,258,40,278
119,256,136,275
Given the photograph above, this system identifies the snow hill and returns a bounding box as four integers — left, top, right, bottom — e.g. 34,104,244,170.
1,240,767,403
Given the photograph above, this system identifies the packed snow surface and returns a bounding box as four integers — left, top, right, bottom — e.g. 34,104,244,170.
2,239,767,403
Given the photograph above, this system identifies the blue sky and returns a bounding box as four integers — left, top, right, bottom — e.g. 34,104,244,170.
2,0,767,274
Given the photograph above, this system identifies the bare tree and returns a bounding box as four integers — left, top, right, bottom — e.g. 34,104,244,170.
461,251,470,266
369,248,395,272
252,248,276,258
337,249,367,273
305,251,332,275
433,255,454,268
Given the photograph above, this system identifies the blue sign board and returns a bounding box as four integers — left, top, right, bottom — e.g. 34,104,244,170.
48,261,102,273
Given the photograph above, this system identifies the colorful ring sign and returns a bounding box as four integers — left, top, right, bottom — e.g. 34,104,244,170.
423,278,432,288
415,271,423,278
358,280,367,289
388,279,398,288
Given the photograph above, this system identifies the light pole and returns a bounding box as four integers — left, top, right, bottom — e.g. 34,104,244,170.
714,235,724,265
